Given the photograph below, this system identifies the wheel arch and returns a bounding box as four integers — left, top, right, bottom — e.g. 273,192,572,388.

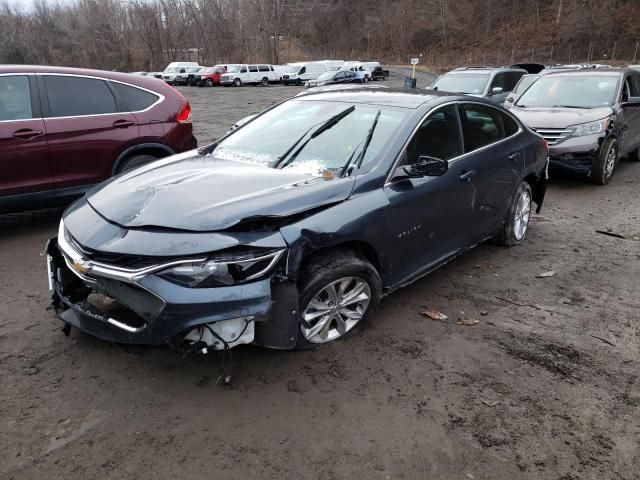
293,240,382,282
112,143,175,175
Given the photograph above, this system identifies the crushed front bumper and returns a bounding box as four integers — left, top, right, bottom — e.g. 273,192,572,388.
548,134,602,174
45,238,299,350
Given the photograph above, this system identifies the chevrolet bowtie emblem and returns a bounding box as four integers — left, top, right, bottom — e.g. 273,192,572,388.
72,261,89,274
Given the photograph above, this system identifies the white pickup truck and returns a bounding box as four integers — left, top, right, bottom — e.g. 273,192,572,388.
220,64,278,87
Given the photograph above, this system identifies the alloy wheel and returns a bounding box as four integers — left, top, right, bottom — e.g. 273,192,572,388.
301,276,371,344
514,189,531,241
605,143,617,178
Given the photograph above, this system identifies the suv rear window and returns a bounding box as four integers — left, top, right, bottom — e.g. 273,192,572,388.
0,75,33,121
45,76,117,117
113,82,159,112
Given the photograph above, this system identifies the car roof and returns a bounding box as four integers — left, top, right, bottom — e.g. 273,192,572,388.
0,64,169,91
542,68,627,77
294,87,477,109
448,66,526,74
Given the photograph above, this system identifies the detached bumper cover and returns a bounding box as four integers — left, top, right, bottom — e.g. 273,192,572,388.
46,238,298,349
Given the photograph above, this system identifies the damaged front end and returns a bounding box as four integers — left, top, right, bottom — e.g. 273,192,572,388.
45,220,300,354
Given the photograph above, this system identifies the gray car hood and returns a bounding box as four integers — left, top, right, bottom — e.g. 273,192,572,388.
510,106,613,128
87,151,356,232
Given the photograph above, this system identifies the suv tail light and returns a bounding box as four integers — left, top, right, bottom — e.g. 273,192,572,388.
176,99,192,124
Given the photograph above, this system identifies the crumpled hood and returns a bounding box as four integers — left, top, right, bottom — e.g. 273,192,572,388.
87,152,356,232
510,106,613,129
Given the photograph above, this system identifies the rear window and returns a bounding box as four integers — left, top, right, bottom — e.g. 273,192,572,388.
45,75,117,117
113,82,159,112
0,75,33,121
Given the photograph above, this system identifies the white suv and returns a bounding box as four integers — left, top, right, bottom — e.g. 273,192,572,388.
220,64,278,87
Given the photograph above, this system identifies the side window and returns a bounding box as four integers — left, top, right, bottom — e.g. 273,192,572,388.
490,73,506,91
504,72,523,92
249,65,258,73
0,75,33,121
299,67,306,74
179,68,186,73
258,65,269,72
112,83,159,112
502,112,520,137
44,75,117,117
462,103,505,151
405,104,463,163
240,66,247,73
335,72,345,80
621,79,632,102
627,75,640,97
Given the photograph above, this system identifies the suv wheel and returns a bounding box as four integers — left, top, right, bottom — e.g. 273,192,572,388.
592,137,619,185
297,250,381,348
116,154,159,174
233,78,242,87
260,77,269,87
205,79,214,87
495,181,532,247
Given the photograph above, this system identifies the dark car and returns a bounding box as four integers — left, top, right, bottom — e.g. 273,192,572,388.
510,69,640,184
0,66,197,213
46,89,548,354
305,70,360,88
372,66,389,81
431,66,528,105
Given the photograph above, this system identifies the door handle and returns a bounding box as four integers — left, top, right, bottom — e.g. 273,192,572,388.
112,120,136,128
13,129,44,140
459,170,476,182
508,152,521,162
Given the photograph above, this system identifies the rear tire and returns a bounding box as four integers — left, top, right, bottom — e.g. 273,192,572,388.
233,78,242,87
206,79,214,87
261,77,269,87
591,137,619,185
115,154,159,174
494,182,532,247
296,250,381,349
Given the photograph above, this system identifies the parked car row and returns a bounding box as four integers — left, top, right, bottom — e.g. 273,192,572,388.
145,59,389,88
429,64,640,184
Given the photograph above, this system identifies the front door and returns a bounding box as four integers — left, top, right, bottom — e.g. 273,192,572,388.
39,74,139,191
0,74,52,199
383,104,476,285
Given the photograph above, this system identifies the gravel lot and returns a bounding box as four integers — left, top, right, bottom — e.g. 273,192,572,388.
1,70,639,480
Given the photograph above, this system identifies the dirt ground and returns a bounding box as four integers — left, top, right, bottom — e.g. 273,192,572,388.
1,71,639,480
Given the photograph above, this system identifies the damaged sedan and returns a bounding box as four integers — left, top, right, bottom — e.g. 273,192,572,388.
46,88,548,355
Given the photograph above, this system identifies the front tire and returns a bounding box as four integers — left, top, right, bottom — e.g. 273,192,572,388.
592,137,619,185
297,250,381,348
206,79,214,87
495,182,532,247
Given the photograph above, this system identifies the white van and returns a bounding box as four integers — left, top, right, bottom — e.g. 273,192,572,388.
162,62,200,84
219,64,278,87
282,62,329,86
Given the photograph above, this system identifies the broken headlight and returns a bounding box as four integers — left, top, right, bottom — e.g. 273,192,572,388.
157,249,285,288
571,118,608,137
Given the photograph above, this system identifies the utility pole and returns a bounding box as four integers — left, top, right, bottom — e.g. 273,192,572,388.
634,41,639,64
611,41,617,62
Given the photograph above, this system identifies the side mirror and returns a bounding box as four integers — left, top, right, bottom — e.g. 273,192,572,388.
621,96,640,107
432,86,438,91
506,96,515,103
490,86,504,95
398,156,448,178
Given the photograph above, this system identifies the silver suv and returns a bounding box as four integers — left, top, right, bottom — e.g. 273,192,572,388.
430,66,527,105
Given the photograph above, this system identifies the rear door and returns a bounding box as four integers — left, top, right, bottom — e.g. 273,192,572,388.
248,65,259,84
0,74,52,198
39,74,139,191
459,102,524,239
622,74,640,152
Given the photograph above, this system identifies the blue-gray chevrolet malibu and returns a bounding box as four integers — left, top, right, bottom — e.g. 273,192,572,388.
46,88,548,353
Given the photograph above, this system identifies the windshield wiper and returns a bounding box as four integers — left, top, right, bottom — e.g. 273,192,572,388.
275,105,356,169
551,105,590,109
341,109,381,177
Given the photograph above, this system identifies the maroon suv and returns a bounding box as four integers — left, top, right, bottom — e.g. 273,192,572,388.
0,65,197,213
